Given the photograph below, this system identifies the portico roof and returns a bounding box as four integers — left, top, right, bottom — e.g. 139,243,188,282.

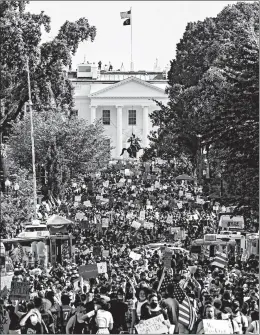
89,76,167,99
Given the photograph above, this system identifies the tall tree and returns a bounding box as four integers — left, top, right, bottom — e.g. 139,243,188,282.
7,111,112,199
146,2,259,211
0,0,96,127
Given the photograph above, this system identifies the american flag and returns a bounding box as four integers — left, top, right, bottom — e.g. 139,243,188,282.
159,274,174,292
173,283,197,331
211,251,228,268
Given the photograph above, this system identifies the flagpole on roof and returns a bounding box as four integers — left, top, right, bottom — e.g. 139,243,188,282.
130,6,133,71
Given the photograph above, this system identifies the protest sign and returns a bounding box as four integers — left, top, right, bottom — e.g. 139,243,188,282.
74,202,79,207
83,200,92,207
140,210,146,220
102,250,109,258
135,314,169,334
155,181,160,189
143,222,154,230
196,198,205,205
9,281,30,301
103,180,109,188
202,320,233,334
78,264,98,280
146,205,153,210
75,212,85,221
125,169,130,176
129,251,142,261
1,274,13,290
97,262,107,274
163,249,173,269
102,218,109,228
75,195,81,202
0,285,8,298
131,221,141,230
179,190,183,197
176,201,183,209
188,266,197,274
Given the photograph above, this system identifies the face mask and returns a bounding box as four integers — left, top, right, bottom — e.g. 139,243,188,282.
232,307,239,313
150,302,157,309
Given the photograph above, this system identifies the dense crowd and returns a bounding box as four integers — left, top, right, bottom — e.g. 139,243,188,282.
0,159,259,334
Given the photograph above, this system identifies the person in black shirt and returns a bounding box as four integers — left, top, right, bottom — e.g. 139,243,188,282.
109,289,128,333
140,292,169,323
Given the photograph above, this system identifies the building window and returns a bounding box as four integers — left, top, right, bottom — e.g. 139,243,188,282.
128,110,136,125
102,110,110,125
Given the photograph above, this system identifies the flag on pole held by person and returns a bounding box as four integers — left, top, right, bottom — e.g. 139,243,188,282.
173,283,197,331
120,9,131,25
211,251,228,268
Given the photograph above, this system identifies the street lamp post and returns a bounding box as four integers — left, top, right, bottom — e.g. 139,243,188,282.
197,134,202,185
26,58,38,220
5,178,11,195
14,182,19,197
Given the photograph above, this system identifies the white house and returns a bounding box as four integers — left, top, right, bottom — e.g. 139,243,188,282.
69,62,169,158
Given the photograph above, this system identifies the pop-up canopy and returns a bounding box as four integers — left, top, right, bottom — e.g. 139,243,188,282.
46,215,72,226
46,215,73,234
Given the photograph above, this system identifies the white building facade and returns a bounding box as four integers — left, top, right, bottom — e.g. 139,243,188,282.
69,63,169,158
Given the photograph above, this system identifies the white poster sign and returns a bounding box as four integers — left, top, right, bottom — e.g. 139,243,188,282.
202,320,233,334
97,262,107,274
135,314,169,334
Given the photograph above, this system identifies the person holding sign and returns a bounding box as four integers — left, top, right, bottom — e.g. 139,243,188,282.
140,292,170,330
196,304,216,334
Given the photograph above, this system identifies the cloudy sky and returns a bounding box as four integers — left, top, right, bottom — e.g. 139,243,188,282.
27,1,243,71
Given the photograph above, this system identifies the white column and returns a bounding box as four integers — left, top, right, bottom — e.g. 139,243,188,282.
90,105,97,124
142,105,149,148
116,105,123,157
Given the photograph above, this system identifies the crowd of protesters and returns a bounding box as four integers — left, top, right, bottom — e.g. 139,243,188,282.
0,159,259,334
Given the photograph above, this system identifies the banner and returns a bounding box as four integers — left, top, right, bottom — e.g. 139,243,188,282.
135,314,169,334
202,320,233,334
9,281,30,301
78,264,98,280
97,262,107,274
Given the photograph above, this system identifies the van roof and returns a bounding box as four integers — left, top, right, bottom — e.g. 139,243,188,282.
25,225,47,228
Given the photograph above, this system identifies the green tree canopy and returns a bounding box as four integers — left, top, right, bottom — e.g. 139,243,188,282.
0,0,96,128
145,1,259,211
7,111,112,198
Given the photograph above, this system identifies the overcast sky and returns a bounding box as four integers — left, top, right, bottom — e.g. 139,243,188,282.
27,1,243,71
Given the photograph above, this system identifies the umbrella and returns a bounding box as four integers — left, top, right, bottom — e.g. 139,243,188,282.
175,174,194,181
